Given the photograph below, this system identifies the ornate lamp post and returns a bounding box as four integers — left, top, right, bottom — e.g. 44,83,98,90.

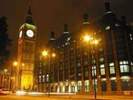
41,49,56,96
82,34,100,100
3,69,8,89
12,61,18,91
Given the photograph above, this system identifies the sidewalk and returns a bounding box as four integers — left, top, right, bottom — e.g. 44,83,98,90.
49,95,133,100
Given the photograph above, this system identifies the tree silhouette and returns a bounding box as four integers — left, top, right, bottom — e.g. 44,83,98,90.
0,16,11,69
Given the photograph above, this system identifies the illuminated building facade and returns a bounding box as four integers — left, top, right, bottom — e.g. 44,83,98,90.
17,7,37,90
36,2,133,95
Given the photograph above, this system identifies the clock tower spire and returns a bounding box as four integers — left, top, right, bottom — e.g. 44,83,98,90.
17,0,37,90
25,6,34,25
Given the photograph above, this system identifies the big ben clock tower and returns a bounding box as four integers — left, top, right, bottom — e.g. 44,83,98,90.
17,6,37,90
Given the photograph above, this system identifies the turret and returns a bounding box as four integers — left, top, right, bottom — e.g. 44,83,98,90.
25,6,34,24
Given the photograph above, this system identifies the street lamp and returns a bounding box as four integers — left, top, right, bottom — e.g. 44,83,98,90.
42,50,48,57
4,69,8,73
52,52,56,58
3,69,8,90
11,61,18,91
83,34,93,43
13,61,18,67
41,49,56,96
82,34,100,100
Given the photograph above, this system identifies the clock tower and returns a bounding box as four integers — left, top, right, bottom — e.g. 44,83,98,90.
17,6,37,90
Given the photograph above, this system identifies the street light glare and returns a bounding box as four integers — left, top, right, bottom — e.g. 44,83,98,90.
22,63,25,67
42,50,48,57
13,61,18,66
4,69,8,73
92,39,100,45
52,53,56,58
83,34,93,43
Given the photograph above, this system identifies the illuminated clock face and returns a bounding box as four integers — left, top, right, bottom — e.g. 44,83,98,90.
19,31,23,38
26,30,34,38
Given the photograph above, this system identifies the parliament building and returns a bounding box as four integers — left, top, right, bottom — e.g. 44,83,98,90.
35,2,133,95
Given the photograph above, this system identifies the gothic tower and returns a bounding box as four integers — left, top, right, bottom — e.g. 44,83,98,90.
17,6,37,90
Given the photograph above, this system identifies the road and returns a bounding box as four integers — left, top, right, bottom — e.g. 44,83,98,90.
0,95,133,100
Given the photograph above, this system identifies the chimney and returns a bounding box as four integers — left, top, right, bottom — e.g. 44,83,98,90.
105,2,111,12
83,13,89,25
63,24,69,34
50,32,56,40
121,16,127,25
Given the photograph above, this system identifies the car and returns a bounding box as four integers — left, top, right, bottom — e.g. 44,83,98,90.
0,89,11,95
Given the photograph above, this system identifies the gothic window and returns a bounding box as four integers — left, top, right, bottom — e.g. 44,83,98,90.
100,64,105,75
120,61,129,73
109,62,115,74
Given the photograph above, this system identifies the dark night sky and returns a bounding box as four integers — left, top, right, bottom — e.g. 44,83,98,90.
0,0,133,57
